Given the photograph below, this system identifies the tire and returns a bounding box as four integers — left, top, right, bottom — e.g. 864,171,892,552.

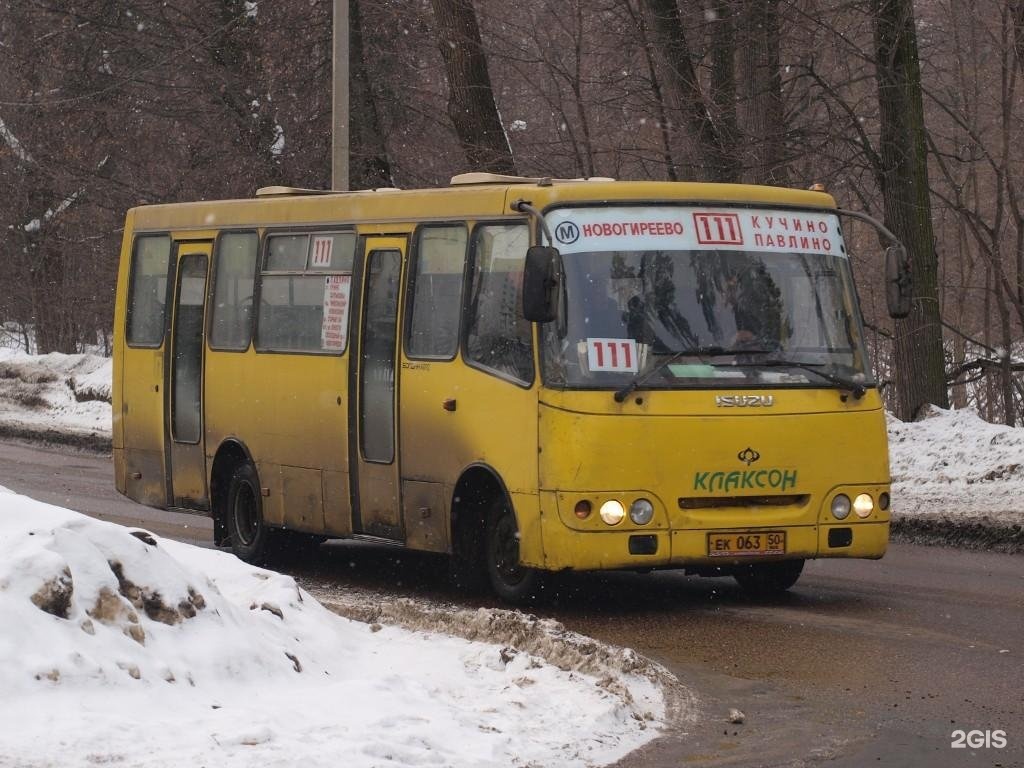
485,496,547,604
226,462,273,565
733,559,804,597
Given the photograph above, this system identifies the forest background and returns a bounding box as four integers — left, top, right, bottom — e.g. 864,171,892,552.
1,0,1022,425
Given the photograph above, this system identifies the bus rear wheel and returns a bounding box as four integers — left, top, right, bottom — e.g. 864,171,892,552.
226,462,272,565
485,497,546,604
733,559,804,597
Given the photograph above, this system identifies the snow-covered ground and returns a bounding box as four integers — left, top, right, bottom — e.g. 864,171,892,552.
0,349,110,441
887,406,1024,523
0,487,680,767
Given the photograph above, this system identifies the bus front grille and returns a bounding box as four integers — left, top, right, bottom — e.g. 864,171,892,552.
678,494,810,509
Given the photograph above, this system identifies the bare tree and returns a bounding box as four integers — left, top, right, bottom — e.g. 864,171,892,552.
429,0,516,174
737,0,789,184
349,0,393,189
872,0,949,419
639,0,738,181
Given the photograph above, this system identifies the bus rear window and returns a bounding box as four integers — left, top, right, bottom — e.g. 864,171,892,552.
126,234,171,346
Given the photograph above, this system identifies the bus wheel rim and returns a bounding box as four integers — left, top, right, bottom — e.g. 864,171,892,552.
233,482,259,546
492,509,526,586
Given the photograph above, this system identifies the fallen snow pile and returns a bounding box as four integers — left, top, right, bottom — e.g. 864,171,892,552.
888,406,1024,525
0,348,110,439
0,488,668,768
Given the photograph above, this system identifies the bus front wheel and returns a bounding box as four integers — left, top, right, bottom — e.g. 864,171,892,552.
226,462,271,565
733,559,804,597
485,497,546,603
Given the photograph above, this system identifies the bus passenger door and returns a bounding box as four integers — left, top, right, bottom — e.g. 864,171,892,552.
351,237,406,539
166,242,212,509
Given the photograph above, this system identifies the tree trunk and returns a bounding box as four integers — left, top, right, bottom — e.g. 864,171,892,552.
429,0,516,174
349,0,393,189
872,0,949,419
640,0,736,181
708,0,740,180
631,0,679,180
737,0,788,185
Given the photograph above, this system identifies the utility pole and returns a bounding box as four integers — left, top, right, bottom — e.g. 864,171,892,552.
332,0,349,190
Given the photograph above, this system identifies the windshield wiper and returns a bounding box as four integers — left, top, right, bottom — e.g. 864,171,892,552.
613,345,775,403
750,359,867,399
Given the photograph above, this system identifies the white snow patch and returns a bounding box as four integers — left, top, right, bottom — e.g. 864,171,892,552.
0,116,34,164
888,406,1024,525
270,123,284,156
0,349,111,437
0,494,670,767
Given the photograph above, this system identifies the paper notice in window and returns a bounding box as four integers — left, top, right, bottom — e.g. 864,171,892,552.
322,275,351,351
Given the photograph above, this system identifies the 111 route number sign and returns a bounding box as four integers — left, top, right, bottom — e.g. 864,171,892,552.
587,338,639,373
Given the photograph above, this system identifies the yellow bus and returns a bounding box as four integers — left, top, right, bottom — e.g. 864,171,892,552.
112,173,910,601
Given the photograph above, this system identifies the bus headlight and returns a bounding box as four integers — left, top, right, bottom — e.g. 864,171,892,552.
878,492,891,511
853,494,874,518
831,494,851,520
599,500,625,526
629,498,655,525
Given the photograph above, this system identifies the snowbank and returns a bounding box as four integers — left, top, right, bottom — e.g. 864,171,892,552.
888,406,1024,519
0,349,110,443
0,488,670,767
887,406,1024,551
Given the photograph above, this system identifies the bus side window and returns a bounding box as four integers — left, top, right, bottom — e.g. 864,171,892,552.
407,225,467,359
209,232,258,350
256,231,355,354
465,223,533,384
126,234,171,347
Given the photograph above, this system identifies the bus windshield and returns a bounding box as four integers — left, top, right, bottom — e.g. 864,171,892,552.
540,208,872,390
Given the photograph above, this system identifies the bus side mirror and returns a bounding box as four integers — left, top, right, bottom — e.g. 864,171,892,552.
523,245,561,323
885,244,912,319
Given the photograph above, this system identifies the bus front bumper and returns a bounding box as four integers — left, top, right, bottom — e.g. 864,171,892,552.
537,514,890,571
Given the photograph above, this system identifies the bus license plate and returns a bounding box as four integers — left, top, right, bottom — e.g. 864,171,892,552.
707,531,786,557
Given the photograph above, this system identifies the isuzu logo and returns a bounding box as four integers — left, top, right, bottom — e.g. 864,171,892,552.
715,394,775,408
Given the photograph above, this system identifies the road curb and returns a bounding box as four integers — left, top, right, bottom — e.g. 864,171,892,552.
891,514,1023,554
0,424,111,455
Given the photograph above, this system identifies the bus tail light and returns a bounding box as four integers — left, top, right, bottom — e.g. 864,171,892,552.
574,500,592,519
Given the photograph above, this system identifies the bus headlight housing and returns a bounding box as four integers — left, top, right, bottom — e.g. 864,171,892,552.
599,500,625,526
853,493,874,518
629,498,655,525
831,494,851,520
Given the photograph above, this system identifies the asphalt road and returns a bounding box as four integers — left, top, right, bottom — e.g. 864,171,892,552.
1,439,1020,767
